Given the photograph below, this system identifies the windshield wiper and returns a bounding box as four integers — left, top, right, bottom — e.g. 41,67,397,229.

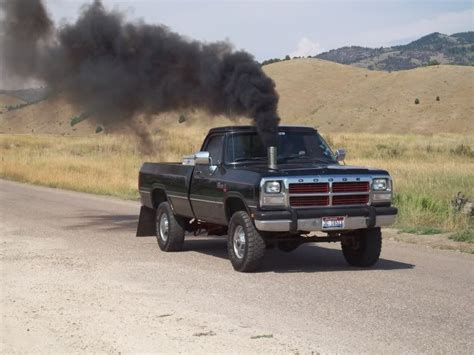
233,156,267,163
279,153,305,160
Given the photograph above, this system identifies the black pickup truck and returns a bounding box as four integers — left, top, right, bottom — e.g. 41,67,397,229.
137,125,397,272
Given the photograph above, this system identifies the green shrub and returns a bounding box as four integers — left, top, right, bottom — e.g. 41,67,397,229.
427,59,440,66
178,113,187,124
95,126,104,134
450,144,474,158
415,98,420,104
70,112,90,127
449,229,474,243
6,103,30,111
4,96,49,112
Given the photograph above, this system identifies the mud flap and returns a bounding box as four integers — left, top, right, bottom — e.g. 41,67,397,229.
136,206,156,237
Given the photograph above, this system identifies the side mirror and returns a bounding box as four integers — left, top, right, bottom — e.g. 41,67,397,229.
194,151,211,165
335,148,346,162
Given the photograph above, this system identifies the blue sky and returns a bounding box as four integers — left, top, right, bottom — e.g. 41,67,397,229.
34,0,474,60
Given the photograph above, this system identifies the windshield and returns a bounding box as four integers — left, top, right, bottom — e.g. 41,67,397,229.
225,131,336,164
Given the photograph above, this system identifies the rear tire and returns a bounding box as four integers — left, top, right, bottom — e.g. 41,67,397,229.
228,211,266,272
341,227,381,267
155,202,185,252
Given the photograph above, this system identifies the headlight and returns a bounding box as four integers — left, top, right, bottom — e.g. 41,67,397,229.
265,181,281,193
261,180,286,208
372,178,390,191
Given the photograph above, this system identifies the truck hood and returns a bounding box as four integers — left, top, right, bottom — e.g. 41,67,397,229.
232,163,389,177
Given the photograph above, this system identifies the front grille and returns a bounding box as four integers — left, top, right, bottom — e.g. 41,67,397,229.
287,179,371,208
290,196,329,207
289,183,329,194
333,194,369,205
332,182,369,192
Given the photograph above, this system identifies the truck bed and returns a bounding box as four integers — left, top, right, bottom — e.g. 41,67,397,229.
139,162,195,218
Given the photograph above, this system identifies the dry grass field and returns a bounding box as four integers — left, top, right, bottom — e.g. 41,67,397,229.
1,127,472,238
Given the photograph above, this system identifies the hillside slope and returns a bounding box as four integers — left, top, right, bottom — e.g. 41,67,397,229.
0,96,95,134
1,59,473,135
0,88,50,103
265,59,474,134
316,32,474,71
0,94,25,114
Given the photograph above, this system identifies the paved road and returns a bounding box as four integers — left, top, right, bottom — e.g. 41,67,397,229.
1,179,473,353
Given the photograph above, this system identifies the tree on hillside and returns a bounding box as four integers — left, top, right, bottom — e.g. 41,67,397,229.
427,59,440,66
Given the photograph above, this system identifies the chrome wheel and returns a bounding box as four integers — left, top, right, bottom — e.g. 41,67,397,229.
158,213,169,243
233,225,246,259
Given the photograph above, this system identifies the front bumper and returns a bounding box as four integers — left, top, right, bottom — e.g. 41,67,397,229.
253,206,397,232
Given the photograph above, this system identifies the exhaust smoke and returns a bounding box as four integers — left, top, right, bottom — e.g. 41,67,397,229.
0,0,280,146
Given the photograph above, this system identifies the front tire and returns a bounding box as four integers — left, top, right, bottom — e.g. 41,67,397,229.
227,211,266,272
155,202,185,252
341,227,382,267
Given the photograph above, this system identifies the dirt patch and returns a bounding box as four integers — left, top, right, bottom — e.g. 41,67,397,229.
383,228,473,254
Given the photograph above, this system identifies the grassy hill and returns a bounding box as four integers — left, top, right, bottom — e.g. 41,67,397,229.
266,59,474,134
0,59,473,135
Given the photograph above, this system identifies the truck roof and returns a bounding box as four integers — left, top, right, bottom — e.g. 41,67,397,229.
208,125,317,134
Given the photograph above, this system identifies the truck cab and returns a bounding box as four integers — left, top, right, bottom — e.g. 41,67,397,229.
138,126,397,272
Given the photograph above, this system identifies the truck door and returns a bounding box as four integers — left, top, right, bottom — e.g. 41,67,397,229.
190,134,227,224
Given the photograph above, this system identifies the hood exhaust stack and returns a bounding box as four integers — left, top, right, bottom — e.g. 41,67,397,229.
268,146,277,170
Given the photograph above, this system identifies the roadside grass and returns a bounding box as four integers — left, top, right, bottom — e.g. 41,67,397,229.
1,129,473,236
328,133,474,235
449,229,474,243
398,226,443,235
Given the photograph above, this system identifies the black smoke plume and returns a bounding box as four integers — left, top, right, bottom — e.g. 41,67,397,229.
0,0,280,146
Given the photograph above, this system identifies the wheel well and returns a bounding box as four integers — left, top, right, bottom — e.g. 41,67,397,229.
225,197,248,221
152,189,167,208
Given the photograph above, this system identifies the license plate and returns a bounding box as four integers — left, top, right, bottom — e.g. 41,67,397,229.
322,216,345,230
